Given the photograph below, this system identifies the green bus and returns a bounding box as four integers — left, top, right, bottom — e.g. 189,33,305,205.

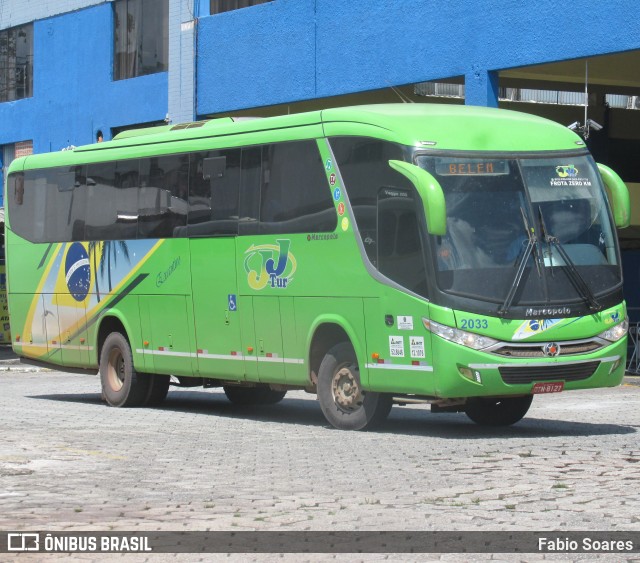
4,104,631,430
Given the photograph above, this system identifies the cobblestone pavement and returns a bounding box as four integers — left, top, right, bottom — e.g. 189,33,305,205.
1,351,639,562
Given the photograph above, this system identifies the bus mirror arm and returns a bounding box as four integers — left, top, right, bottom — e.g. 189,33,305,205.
597,163,630,229
388,160,446,235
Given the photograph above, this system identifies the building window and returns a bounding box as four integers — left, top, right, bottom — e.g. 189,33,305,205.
114,0,168,81
210,0,273,15
0,24,33,103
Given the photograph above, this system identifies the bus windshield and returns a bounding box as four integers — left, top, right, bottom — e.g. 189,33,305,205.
416,153,621,309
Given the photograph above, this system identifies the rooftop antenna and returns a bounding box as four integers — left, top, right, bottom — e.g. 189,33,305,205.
566,60,603,139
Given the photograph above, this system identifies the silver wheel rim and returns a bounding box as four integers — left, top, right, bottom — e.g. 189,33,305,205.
331,363,363,412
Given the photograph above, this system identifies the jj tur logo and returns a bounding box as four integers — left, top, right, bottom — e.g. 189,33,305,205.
244,240,297,290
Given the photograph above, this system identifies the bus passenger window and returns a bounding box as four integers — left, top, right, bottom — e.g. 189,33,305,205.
238,147,262,235
8,171,46,243
139,154,188,238
86,160,138,241
258,140,336,235
186,148,240,236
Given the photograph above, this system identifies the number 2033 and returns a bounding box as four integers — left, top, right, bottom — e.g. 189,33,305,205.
460,318,488,330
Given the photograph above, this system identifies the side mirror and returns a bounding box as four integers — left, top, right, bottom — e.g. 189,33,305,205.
388,160,446,235
597,163,630,228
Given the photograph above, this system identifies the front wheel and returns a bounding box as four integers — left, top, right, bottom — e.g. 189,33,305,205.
100,332,150,407
317,342,392,431
464,395,533,426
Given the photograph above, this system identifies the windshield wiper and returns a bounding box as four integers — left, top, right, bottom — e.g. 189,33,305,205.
497,207,541,317
538,206,602,311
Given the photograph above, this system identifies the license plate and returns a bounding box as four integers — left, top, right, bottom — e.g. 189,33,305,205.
532,382,564,394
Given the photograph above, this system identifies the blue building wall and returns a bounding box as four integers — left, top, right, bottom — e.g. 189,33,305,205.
0,3,167,154
196,0,640,114
2,0,639,154
1,0,640,157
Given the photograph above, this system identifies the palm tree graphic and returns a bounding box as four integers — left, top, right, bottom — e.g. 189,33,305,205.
88,241,103,302
100,241,131,293
88,241,131,300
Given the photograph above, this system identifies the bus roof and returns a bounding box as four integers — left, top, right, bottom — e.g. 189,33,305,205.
9,104,585,172
321,104,585,152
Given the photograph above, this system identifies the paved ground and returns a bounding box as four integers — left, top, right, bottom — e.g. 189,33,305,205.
1,346,639,561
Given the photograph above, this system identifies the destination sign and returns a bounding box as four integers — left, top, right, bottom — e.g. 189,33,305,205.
435,159,509,176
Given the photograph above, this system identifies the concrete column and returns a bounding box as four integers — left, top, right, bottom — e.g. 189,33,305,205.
168,0,196,124
465,67,499,107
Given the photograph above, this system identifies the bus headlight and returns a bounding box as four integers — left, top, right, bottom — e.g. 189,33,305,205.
598,318,629,342
422,318,498,350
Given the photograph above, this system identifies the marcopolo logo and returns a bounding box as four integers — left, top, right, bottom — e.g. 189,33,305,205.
65,242,91,302
244,240,297,290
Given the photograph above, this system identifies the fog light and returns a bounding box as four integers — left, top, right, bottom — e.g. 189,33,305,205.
459,366,473,380
458,366,482,384
610,358,621,374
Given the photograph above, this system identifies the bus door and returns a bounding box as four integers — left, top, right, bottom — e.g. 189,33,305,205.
363,186,435,395
139,292,194,376
239,295,287,383
190,237,244,380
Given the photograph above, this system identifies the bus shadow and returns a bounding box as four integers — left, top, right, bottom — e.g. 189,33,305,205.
380,410,637,439
27,390,328,427
28,390,637,439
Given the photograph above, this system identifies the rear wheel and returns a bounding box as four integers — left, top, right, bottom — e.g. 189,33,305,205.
464,395,533,426
100,332,150,407
317,342,392,431
223,385,287,406
144,375,171,406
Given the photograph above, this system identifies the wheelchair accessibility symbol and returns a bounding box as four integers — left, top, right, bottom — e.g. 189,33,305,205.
228,294,237,312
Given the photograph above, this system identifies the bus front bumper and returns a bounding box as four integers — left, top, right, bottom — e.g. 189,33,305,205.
431,337,627,399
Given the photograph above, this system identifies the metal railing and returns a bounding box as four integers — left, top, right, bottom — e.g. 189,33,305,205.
414,82,640,110
627,322,640,374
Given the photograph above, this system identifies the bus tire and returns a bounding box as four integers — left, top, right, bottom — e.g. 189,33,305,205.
317,342,392,431
144,375,171,407
100,332,150,407
464,395,533,426
223,385,286,406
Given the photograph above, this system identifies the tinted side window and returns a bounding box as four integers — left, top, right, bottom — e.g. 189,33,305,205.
331,137,429,298
139,154,188,238
330,138,407,265
259,140,336,234
10,167,85,242
47,167,84,242
238,146,262,235
8,172,43,242
186,148,240,236
377,188,428,297
86,160,138,241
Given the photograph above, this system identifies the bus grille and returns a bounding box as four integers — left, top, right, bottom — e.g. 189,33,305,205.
491,340,603,358
498,361,600,384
